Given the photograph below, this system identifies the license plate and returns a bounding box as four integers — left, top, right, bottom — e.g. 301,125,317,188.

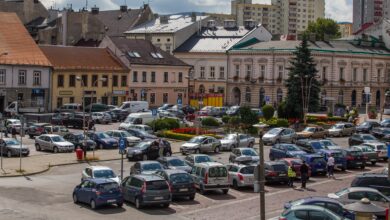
179,188,188,192
107,199,116,203
317,169,324,171
154,197,163,200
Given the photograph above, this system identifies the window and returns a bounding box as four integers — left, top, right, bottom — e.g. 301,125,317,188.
57,97,63,108
150,93,155,104
91,75,98,87
219,67,225,79
57,74,64,87
339,67,344,80
112,75,118,87
142,71,147,82
210,67,215,78
278,65,284,79
338,90,344,104
178,72,183,83
387,69,390,83
163,93,168,103
363,68,367,82
102,75,108,87
348,191,365,200
121,75,127,87
260,65,265,78
377,69,382,82
353,68,357,82
151,72,156,83
245,87,251,103
165,44,171,52
69,75,76,87
235,64,240,76
200,66,205,78
0,69,5,85
81,75,88,86
33,71,41,86
164,72,168,82
308,211,325,220
69,97,74,103
246,65,252,78
18,70,26,85
133,71,138,82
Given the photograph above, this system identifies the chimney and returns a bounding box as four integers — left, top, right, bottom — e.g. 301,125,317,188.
191,12,196,22
91,6,99,14
160,15,169,24
62,10,68,45
244,19,256,29
120,5,127,12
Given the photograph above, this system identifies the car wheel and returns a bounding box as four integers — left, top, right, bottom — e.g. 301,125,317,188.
135,197,142,209
35,144,41,151
222,189,229,194
371,161,376,165
90,199,96,209
6,150,12,158
341,167,346,172
53,147,59,153
117,202,123,207
189,194,195,201
248,142,254,148
195,149,200,154
232,180,239,190
142,154,148,161
73,194,78,203
29,135,33,139
214,146,220,153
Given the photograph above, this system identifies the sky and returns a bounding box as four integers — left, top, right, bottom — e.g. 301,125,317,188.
41,0,353,22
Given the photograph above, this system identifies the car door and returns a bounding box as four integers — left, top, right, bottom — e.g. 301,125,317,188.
366,191,390,207
201,138,211,152
77,180,91,203
121,177,132,202
345,191,366,204
148,143,159,159
43,136,51,150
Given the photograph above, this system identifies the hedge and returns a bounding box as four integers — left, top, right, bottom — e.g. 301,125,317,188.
260,117,290,128
201,117,220,127
161,130,222,141
148,118,180,131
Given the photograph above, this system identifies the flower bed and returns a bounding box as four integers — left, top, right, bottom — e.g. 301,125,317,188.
172,127,216,135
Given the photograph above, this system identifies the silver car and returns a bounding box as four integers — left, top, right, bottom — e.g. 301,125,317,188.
105,130,141,146
180,136,221,154
0,138,29,157
35,134,74,153
262,128,297,145
328,123,355,137
220,133,255,151
227,164,255,189
91,112,111,124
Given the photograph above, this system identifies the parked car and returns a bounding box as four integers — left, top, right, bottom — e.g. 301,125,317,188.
91,112,111,124
57,103,83,112
35,134,74,153
120,174,171,209
127,140,172,161
371,127,390,142
279,158,312,180
279,205,347,220
180,136,221,154
26,123,50,138
155,169,196,200
211,107,229,117
264,161,289,184
318,149,347,171
356,121,380,133
350,145,379,165
220,133,255,151
63,133,96,150
105,130,141,147
380,118,390,127
105,111,119,122
0,138,29,157
351,173,390,196
339,148,366,169
269,143,307,161
130,161,164,175
184,154,213,167
297,154,327,176
191,162,229,194
72,178,123,209
227,163,255,189
156,156,192,173
81,166,120,184
382,168,388,175
319,139,343,151
43,125,69,136
125,128,157,141
181,105,195,115
348,133,378,146
328,187,390,219
85,103,109,113
5,119,21,133
127,124,154,134
229,148,259,163
226,106,240,116
328,123,355,137
296,126,328,139
157,104,174,112
262,128,297,145
86,132,118,149
296,139,326,153
61,113,94,129
362,142,388,161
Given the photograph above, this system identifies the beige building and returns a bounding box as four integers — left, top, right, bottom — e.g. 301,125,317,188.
227,40,390,110
338,22,353,38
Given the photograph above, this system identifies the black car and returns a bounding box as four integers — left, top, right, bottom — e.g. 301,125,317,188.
348,133,378,146
351,173,390,196
155,169,196,200
295,139,326,153
355,121,380,133
127,140,172,161
339,148,366,169
62,113,94,129
126,128,157,140
371,127,390,142
156,156,192,173
110,109,128,121
181,105,195,114
130,161,164,175
269,143,307,161
264,161,289,184
63,133,96,150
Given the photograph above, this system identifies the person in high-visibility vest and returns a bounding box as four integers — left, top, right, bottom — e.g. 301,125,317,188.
287,165,296,187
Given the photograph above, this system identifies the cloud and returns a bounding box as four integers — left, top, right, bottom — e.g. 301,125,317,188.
325,0,352,22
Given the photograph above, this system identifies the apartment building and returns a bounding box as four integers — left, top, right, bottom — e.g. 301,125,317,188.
353,0,387,33
338,22,353,38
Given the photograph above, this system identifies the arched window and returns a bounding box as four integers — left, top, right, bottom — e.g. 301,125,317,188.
351,90,356,107
338,90,344,104
245,87,251,103
199,85,205,94
259,88,265,107
232,87,241,105
277,88,283,104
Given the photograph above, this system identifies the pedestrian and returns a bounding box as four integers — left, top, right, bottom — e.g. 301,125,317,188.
327,153,335,179
158,139,165,158
82,142,87,160
11,126,16,139
287,165,296,187
3,121,8,138
294,119,299,131
300,161,309,189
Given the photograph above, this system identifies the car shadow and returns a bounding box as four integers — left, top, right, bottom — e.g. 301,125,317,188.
124,201,176,215
75,203,126,214
172,197,201,205
200,191,237,201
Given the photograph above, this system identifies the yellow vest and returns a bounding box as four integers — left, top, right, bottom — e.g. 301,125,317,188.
288,167,296,178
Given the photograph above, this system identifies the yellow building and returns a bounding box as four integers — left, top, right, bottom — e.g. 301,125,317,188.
338,22,353,38
40,46,128,110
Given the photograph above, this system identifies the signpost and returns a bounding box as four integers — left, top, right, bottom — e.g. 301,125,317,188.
151,109,157,132
119,138,126,182
364,87,371,122
177,98,182,105
265,96,270,105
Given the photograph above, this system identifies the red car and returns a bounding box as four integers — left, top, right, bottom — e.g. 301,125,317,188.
279,158,312,180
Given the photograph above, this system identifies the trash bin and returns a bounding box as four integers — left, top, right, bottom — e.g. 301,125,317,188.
76,147,83,160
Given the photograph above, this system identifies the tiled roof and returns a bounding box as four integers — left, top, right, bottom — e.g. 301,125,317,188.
94,9,143,37
110,37,190,67
39,45,127,71
0,12,51,66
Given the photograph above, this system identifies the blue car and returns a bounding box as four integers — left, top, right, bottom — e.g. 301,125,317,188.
269,143,307,161
298,154,327,176
72,178,123,209
87,132,118,149
284,197,354,219
319,149,347,171
296,139,326,153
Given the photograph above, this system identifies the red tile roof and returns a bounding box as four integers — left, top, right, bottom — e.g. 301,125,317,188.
0,12,51,66
39,45,128,72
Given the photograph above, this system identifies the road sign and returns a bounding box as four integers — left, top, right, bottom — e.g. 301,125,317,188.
364,87,370,94
265,96,270,104
177,98,182,105
119,138,126,154
388,145,390,158
151,108,158,117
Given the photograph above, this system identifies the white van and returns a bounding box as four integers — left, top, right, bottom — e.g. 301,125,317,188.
119,112,159,130
116,101,148,114
191,162,229,195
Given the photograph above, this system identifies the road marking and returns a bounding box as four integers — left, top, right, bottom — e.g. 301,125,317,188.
171,202,185,209
228,189,246,197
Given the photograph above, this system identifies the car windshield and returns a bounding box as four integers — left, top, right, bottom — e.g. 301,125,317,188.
93,169,116,178
230,106,239,111
51,136,65,142
97,183,119,192
303,127,316,132
168,159,186,167
134,142,150,149
240,166,255,174
332,124,344,129
241,149,258,156
285,144,300,151
75,134,85,140
146,180,168,190
5,139,20,145
332,152,342,158
267,128,282,135
312,158,325,164
224,134,236,140
362,135,376,140
335,188,349,196
376,144,386,150
120,131,131,137
142,163,162,171
320,140,336,147
188,137,206,143
311,142,324,150
124,117,136,123
209,167,228,177
272,164,287,171
195,156,212,163
360,122,369,126
170,173,192,183
382,130,390,135
96,133,110,139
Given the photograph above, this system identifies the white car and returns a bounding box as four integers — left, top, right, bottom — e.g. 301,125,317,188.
105,130,141,146
91,112,111,124
362,142,389,161
127,124,154,134
34,134,74,153
81,166,120,184
5,119,22,133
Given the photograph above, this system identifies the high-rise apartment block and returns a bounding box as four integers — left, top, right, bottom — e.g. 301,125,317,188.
231,0,325,38
353,0,389,33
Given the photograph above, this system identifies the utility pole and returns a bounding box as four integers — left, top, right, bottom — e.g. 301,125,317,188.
19,116,24,171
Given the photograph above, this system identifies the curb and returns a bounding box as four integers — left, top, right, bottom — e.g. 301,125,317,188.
0,165,50,178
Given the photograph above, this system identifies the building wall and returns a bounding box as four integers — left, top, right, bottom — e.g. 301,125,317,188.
0,0,49,24
338,23,353,38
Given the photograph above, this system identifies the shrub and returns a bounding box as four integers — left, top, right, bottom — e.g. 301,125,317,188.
222,115,231,124
148,118,180,131
201,117,220,127
327,112,333,117
247,126,258,136
228,116,241,128
161,130,222,141
262,105,275,121
276,118,289,127
277,102,288,119
240,106,259,127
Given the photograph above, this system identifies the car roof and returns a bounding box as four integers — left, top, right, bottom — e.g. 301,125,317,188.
290,205,329,212
87,166,112,171
162,169,188,175
355,173,388,178
227,163,255,168
364,142,384,146
300,196,342,204
195,162,224,167
265,161,287,165
138,160,161,165
191,154,210,157
301,154,323,158
133,174,165,181
237,147,254,151
347,187,380,192
86,178,117,184
163,156,182,161
42,134,61,137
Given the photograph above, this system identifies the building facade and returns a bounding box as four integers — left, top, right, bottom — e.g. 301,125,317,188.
338,22,353,38
0,12,52,113
100,37,191,107
353,0,387,33
227,40,390,110
40,46,128,110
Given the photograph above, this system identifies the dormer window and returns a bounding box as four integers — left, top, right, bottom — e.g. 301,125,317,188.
128,51,141,58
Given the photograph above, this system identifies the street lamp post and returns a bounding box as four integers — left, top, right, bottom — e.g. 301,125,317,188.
295,74,319,125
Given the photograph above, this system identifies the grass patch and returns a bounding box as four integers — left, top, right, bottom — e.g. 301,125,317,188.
84,156,100,161
15,169,26,173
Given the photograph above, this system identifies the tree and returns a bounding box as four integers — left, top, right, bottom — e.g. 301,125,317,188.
262,105,275,121
285,36,321,120
239,106,259,128
304,18,341,41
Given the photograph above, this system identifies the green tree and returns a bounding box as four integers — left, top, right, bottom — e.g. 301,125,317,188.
262,105,275,121
285,36,321,119
239,106,259,128
304,18,341,40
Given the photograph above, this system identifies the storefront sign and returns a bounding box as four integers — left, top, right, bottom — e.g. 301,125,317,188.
113,90,126,95
59,91,73,96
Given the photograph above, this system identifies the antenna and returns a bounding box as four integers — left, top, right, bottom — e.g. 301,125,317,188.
85,0,88,10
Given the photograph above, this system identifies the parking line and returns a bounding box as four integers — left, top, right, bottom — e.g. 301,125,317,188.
228,189,246,197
